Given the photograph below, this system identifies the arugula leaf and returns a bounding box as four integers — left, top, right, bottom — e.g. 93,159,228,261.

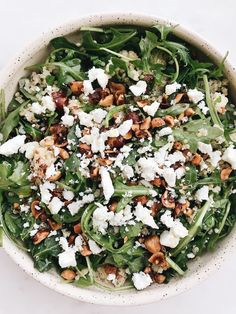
82,29,137,52
50,36,80,51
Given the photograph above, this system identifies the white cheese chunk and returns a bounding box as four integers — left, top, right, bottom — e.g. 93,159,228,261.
83,79,94,96
118,119,133,136
134,203,158,229
165,82,181,96
187,88,204,103
143,101,160,116
88,239,104,254
100,166,114,201
132,272,152,290
222,146,236,169
0,135,26,156
88,67,109,89
48,197,64,214
195,185,209,202
129,80,147,96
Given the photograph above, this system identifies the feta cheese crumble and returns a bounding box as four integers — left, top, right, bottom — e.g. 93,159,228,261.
129,80,147,96
132,272,152,290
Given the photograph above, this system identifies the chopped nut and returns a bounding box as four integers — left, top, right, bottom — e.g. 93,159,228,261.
31,200,43,219
125,112,141,123
161,190,175,209
150,202,161,217
108,201,118,212
123,130,132,140
135,129,151,138
153,274,166,284
151,118,165,128
13,203,20,210
220,167,232,181
144,235,161,254
70,81,83,95
52,91,68,111
151,177,163,187
135,195,149,205
97,158,113,166
137,100,149,108
73,223,82,234
131,123,140,132
90,167,99,178
99,94,114,107
61,269,76,281
40,136,54,147
107,136,125,149
143,266,152,274
191,153,202,166
59,148,70,160
33,230,50,245
140,117,151,130
164,115,175,128
48,171,62,182
79,143,91,154
80,245,92,256
175,93,184,104
103,264,117,275
184,107,195,117
148,252,169,269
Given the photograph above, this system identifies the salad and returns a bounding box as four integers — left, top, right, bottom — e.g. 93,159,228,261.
0,25,235,291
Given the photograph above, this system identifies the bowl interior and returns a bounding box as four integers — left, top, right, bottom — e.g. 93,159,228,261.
1,13,236,306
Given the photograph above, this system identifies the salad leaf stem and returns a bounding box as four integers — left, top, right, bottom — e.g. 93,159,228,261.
172,199,211,256
165,256,185,275
0,89,6,121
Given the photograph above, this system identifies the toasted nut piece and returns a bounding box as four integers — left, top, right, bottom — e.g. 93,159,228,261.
81,245,92,256
143,266,152,274
151,178,162,187
161,190,175,209
13,203,20,209
52,91,68,110
151,118,165,128
135,195,149,205
73,223,82,234
148,252,169,269
90,167,99,179
184,208,194,217
59,148,69,160
47,219,62,231
191,153,203,166
40,136,54,147
50,124,67,135
173,141,183,150
175,93,184,104
174,201,190,217
184,107,195,117
144,235,161,254
109,82,126,94
178,112,185,121
140,117,151,130
153,274,166,284
220,167,233,181
99,94,114,107
107,136,125,149
70,81,83,95
31,200,43,219
103,264,117,275
79,143,91,154
137,100,149,108
123,130,132,140
108,201,118,212
135,129,151,138
116,93,125,105
131,123,140,132
61,269,76,281
97,158,113,166
164,115,175,128
150,202,162,217
54,139,68,148
33,230,50,245
68,234,76,246
82,128,90,136
125,112,141,123
48,171,62,182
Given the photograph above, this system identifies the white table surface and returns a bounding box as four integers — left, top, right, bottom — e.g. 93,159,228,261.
0,0,235,313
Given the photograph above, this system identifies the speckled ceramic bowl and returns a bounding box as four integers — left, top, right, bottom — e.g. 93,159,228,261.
0,13,236,306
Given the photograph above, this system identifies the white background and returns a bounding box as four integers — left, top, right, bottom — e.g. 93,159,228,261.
0,0,235,313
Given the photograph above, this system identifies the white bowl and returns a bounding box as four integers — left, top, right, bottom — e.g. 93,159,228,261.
0,13,236,306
